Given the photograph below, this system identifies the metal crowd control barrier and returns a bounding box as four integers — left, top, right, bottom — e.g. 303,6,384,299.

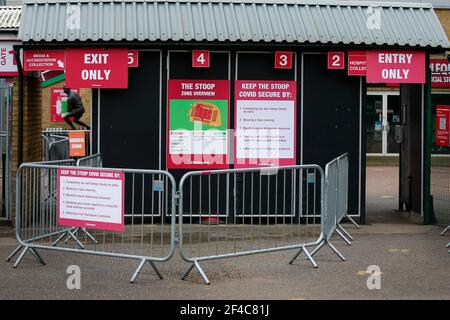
308,153,356,261
42,134,69,161
42,129,91,161
442,225,450,252
178,165,325,285
76,153,103,167
7,163,177,283
6,159,76,264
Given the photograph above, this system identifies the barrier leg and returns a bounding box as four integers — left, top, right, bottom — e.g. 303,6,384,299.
309,240,346,262
446,242,450,248
13,246,29,268
289,247,303,264
335,228,352,246
130,259,163,283
302,246,318,268
29,248,45,265
327,241,346,262
6,244,23,262
80,228,98,244
441,225,450,236
52,231,68,247
65,230,86,249
310,240,325,257
130,259,146,283
337,224,354,241
289,247,318,268
345,214,360,229
148,261,163,280
181,260,210,285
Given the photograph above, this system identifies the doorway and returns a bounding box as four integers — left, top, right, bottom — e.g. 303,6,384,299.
366,91,401,155
0,81,12,221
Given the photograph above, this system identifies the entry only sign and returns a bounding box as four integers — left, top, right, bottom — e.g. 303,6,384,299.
58,168,125,232
436,105,450,147
234,80,296,168
366,50,425,84
65,48,128,88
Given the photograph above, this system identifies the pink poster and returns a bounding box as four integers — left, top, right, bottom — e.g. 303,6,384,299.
58,168,125,232
234,80,297,168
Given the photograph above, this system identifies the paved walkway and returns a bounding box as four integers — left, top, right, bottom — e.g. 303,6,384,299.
0,166,448,299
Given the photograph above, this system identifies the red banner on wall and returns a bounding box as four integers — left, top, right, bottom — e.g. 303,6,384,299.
234,80,297,168
436,105,450,147
65,48,128,88
366,50,425,84
430,58,450,88
24,50,65,71
347,51,367,76
167,79,230,169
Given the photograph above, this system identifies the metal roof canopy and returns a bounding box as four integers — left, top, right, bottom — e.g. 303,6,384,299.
0,6,21,31
19,0,450,48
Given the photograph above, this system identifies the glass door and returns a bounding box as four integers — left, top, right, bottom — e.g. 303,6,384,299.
387,95,401,154
367,91,400,155
366,94,383,154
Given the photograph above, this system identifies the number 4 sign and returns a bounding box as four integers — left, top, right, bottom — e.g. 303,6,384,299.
328,52,345,70
192,50,210,68
275,51,293,69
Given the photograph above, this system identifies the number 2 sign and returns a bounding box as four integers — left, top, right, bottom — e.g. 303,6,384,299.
192,50,210,68
275,51,293,69
328,52,345,70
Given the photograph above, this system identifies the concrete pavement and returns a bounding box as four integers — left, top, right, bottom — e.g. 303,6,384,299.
0,166,448,299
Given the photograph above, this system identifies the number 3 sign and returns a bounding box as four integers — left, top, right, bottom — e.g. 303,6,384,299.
275,51,293,69
192,50,210,68
327,52,345,70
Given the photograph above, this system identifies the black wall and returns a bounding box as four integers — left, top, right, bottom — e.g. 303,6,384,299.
302,54,362,217
93,51,162,169
92,50,364,219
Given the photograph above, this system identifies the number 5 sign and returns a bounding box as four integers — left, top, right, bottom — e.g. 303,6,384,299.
192,50,210,68
275,51,293,69
328,52,345,70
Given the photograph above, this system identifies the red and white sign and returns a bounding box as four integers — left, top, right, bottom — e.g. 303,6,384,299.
58,168,124,232
348,51,367,76
430,58,450,88
366,50,426,84
23,50,65,71
234,80,297,168
275,51,293,69
65,48,128,88
436,105,450,147
192,50,210,68
128,50,139,67
167,79,230,169
68,131,86,157
50,87,79,122
0,43,19,76
328,52,345,70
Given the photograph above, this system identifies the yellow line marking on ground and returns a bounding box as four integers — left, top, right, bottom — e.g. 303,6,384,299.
388,248,410,253
356,271,384,276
